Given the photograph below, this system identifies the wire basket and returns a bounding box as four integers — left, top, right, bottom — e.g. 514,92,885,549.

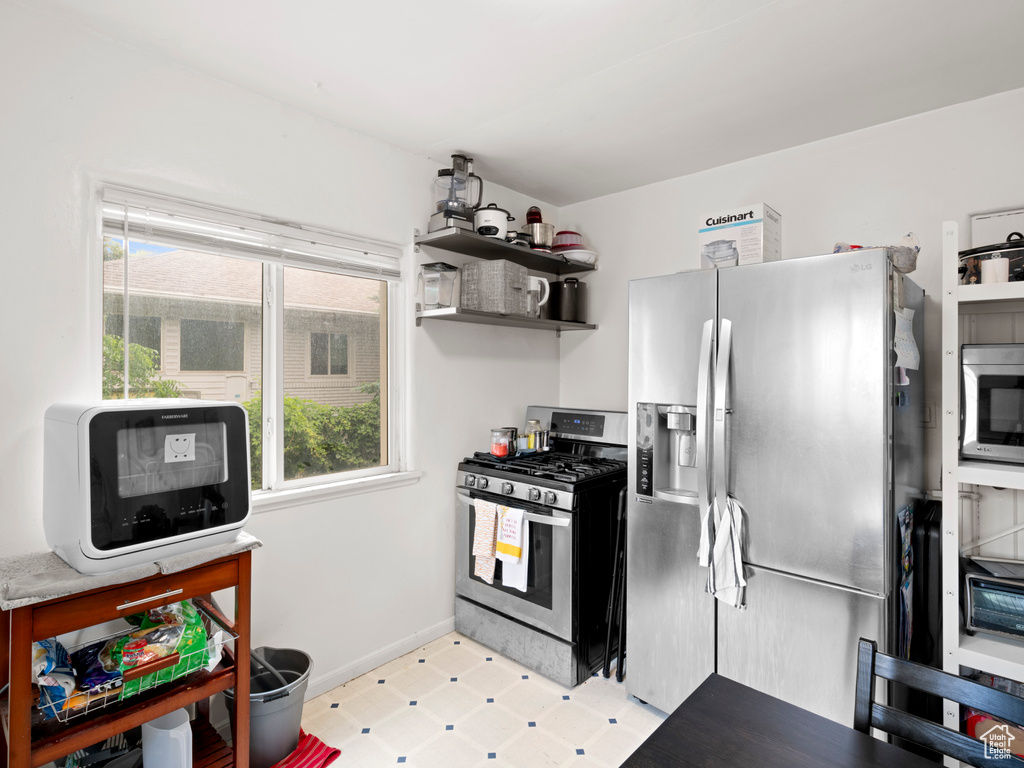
38,600,236,723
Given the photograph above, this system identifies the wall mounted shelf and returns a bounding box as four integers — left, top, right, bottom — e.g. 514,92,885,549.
416,307,596,334
415,228,596,276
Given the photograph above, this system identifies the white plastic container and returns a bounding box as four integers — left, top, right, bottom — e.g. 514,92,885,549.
142,709,192,768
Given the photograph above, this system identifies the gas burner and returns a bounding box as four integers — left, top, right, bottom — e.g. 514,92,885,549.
462,450,625,484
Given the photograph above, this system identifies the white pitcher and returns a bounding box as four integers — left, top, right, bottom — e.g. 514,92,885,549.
527,276,550,318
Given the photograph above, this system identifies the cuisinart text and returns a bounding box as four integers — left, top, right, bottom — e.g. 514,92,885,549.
698,203,782,269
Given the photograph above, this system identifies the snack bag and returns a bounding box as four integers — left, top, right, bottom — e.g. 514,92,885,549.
32,638,76,719
118,600,209,699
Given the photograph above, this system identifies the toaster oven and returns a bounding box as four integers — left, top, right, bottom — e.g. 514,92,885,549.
44,399,251,574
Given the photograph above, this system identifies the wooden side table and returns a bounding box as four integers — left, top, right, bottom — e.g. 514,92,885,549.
1,550,251,768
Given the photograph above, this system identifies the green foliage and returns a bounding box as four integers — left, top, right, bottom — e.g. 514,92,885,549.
242,383,382,489
104,238,124,261
102,333,183,399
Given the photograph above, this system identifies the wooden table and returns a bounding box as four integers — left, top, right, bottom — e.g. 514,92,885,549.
621,673,939,768
1,550,251,768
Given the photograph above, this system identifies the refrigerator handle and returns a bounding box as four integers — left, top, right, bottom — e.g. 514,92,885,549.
696,319,715,515
714,318,733,511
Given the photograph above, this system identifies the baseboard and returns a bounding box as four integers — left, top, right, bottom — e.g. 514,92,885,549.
211,615,456,738
304,615,455,699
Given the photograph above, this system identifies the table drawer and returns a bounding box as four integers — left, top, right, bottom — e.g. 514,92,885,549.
30,559,238,639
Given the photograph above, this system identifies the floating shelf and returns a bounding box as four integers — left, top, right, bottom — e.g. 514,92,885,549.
416,307,596,333
415,228,596,275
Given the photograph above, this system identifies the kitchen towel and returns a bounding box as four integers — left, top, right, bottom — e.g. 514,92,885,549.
496,506,525,562
698,496,747,609
472,499,498,584
499,506,529,592
269,729,340,768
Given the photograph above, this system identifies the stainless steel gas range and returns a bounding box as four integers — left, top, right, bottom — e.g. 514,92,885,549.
455,406,627,687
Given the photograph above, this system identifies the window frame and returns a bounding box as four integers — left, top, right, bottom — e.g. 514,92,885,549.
94,184,415,505
308,330,352,379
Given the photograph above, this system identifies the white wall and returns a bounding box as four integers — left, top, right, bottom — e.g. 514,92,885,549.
559,87,1024,492
0,3,560,695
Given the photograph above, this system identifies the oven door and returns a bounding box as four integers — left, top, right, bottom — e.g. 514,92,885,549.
456,489,573,641
962,363,1024,464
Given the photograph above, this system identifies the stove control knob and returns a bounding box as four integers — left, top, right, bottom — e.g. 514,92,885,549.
477,477,489,490
464,475,476,487
527,487,541,502
543,491,557,505
501,482,514,495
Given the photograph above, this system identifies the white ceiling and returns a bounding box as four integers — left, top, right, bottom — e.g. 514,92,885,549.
28,0,1024,206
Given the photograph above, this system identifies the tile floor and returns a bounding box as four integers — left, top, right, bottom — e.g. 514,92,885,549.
301,632,667,767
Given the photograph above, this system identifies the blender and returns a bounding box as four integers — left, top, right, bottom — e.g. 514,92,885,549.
417,262,460,310
429,154,483,233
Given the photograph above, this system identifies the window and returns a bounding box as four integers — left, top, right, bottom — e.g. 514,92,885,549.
181,319,245,371
100,187,404,494
311,332,349,376
104,315,162,368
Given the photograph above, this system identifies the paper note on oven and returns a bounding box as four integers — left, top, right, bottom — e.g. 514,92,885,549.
894,308,919,370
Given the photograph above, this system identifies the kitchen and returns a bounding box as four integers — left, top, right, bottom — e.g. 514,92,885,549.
3,0,1024,766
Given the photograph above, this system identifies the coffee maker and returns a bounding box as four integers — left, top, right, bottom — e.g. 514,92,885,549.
429,154,482,233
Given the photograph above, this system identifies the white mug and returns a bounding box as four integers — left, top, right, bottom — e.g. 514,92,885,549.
527,276,550,318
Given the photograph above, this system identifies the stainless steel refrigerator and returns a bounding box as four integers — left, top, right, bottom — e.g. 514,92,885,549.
626,248,924,724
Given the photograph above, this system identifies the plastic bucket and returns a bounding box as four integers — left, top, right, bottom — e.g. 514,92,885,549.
225,646,312,768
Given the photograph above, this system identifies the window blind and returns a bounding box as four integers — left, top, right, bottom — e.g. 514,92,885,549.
101,187,402,279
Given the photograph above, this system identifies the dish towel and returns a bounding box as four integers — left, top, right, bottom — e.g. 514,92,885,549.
472,499,498,584
269,729,340,768
698,496,747,608
497,505,529,592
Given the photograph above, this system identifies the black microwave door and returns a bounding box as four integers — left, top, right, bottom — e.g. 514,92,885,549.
89,406,249,551
978,374,1024,447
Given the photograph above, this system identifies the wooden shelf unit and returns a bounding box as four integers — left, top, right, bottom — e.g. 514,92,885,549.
1,550,251,768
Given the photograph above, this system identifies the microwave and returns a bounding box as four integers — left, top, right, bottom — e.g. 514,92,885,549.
44,399,251,574
961,344,1024,465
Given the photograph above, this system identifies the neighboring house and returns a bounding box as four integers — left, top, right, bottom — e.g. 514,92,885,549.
103,250,384,408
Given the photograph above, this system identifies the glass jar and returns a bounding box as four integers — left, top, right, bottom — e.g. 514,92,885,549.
490,427,516,457
417,262,460,310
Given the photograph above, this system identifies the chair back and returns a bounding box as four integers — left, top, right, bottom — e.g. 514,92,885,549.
855,638,1024,767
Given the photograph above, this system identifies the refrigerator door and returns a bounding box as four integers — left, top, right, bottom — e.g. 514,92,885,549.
626,270,718,713
627,270,718,406
717,565,888,726
625,497,716,713
717,249,893,594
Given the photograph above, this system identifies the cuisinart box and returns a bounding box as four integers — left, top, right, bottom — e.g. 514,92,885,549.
698,203,781,268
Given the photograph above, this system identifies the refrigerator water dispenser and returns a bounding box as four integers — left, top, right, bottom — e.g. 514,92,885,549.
635,402,700,505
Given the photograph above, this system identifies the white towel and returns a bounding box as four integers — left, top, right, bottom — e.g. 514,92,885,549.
496,506,524,563
473,499,498,584
698,496,747,608
501,515,529,593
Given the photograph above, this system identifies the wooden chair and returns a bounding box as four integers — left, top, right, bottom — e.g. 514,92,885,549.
855,638,1024,766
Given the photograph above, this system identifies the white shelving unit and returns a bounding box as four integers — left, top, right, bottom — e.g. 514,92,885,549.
940,220,1024,764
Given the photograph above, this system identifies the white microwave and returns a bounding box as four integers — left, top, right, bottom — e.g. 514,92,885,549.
961,344,1024,465
44,399,251,574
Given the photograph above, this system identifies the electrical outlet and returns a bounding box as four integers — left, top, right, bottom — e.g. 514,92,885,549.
922,401,938,429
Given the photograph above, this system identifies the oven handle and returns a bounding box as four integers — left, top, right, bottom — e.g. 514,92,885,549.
456,492,571,527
